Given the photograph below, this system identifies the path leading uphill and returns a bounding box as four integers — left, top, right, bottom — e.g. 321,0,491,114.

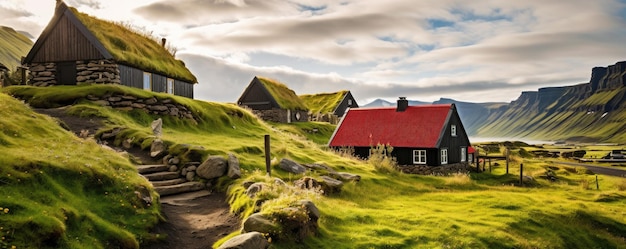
35,107,240,248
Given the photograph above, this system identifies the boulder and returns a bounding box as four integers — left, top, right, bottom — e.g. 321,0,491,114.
186,171,196,181
168,157,181,165
196,156,228,179
330,172,361,182
150,139,167,158
294,176,343,195
217,232,269,249
320,176,343,193
168,166,178,172
279,158,306,174
245,182,267,198
151,118,162,137
227,153,241,179
134,186,152,207
243,213,280,235
297,200,320,222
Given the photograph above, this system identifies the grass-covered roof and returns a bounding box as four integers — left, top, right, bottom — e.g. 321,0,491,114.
0,26,33,71
70,8,197,83
257,77,308,110
300,90,348,114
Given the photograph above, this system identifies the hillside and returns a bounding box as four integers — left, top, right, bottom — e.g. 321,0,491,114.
474,61,626,143
0,92,160,248
0,26,33,72
2,85,626,248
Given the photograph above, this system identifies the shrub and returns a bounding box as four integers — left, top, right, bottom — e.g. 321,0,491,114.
368,144,398,174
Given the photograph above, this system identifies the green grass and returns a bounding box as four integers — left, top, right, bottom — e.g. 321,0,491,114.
272,121,336,145
3,85,626,249
0,26,32,72
69,7,197,83
256,77,307,110
300,90,347,114
0,93,160,249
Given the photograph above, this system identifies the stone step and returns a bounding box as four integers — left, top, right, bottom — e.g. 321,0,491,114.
155,182,205,196
151,178,186,187
136,164,169,174
161,190,212,206
143,171,179,181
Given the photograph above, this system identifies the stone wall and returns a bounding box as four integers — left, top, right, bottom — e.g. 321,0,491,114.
28,62,56,86
27,59,121,86
252,108,309,123
87,93,196,120
76,59,121,84
309,113,339,124
397,163,471,175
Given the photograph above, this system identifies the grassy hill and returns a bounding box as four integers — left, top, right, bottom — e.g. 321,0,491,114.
0,26,32,72
2,85,626,248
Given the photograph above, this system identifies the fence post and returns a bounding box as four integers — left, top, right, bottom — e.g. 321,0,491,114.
264,135,271,177
596,175,599,190
519,163,524,186
506,148,510,175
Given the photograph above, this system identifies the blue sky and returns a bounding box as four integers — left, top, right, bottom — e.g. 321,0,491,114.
2,0,626,104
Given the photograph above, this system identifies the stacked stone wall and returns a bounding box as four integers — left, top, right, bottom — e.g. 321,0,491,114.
87,93,196,120
28,63,56,86
76,59,120,84
397,163,470,175
252,109,309,123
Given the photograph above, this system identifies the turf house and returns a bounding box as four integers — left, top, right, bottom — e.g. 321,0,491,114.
300,90,358,123
237,76,309,123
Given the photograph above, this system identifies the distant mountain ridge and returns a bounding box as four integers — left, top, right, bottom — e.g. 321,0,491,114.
474,61,626,143
0,26,33,72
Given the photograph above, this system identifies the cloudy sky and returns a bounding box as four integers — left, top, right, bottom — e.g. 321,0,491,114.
2,0,626,104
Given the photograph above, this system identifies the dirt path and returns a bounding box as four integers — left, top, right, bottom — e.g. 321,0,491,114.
550,160,626,177
34,107,240,248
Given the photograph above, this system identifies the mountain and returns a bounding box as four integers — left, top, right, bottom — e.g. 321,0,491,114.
362,98,429,107
474,61,626,143
0,26,33,72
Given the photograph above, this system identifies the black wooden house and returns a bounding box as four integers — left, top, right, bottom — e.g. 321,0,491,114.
22,1,197,98
237,76,308,123
329,98,472,166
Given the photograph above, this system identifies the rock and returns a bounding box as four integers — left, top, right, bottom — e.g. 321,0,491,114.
273,178,286,186
168,157,180,165
29,65,46,72
131,103,145,109
107,96,122,102
76,75,89,82
151,118,162,137
181,168,188,176
186,171,195,181
227,153,241,179
38,71,53,77
245,182,267,198
121,95,137,100
242,181,255,189
243,213,280,234
149,105,169,112
217,232,269,249
113,101,132,107
187,165,197,172
122,137,134,149
134,186,152,207
92,100,109,106
100,128,121,140
145,97,158,105
150,139,167,158
298,200,320,222
333,172,361,182
294,176,343,194
196,156,228,179
279,158,306,174
168,166,178,172
162,154,172,165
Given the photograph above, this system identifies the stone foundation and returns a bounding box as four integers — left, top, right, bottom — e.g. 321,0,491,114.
28,62,56,86
76,59,121,84
398,163,471,175
87,93,197,120
252,108,309,123
309,113,339,124
27,59,121,86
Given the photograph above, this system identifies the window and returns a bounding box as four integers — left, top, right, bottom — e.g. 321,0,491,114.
348,99,353,106
167,78,174,94
143,72,152,91
451,125,457,137
413,150,426,164
441,149,448,165
461,147,466,162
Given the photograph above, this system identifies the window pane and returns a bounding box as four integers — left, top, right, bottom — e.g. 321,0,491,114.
143,73,151,91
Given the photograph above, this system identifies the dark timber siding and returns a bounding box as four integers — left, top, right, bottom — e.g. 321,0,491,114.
334,91,359,117
238,80,276,110
30,14,103,63
174,80,193,98
437,108,471,165
118,65,143,89
152,74,166,93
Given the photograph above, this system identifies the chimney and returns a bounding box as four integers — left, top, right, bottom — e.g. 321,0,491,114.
397,97,408,112
161,38,166,47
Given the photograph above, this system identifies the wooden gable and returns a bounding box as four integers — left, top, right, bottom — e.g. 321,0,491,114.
238,76,278,110
24,2,110,64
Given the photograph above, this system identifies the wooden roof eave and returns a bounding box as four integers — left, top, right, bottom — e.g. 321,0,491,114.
434,104,455,149
23,1,112,64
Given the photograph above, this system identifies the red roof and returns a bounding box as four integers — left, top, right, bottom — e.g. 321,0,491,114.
468,146,475,154
329,104,452,148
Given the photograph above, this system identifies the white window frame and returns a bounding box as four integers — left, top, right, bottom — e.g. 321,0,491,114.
167,78,174,94
143,72,152,91
441,148,448,165
461,147,466,162
413,150,426,164
451,125,457,137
